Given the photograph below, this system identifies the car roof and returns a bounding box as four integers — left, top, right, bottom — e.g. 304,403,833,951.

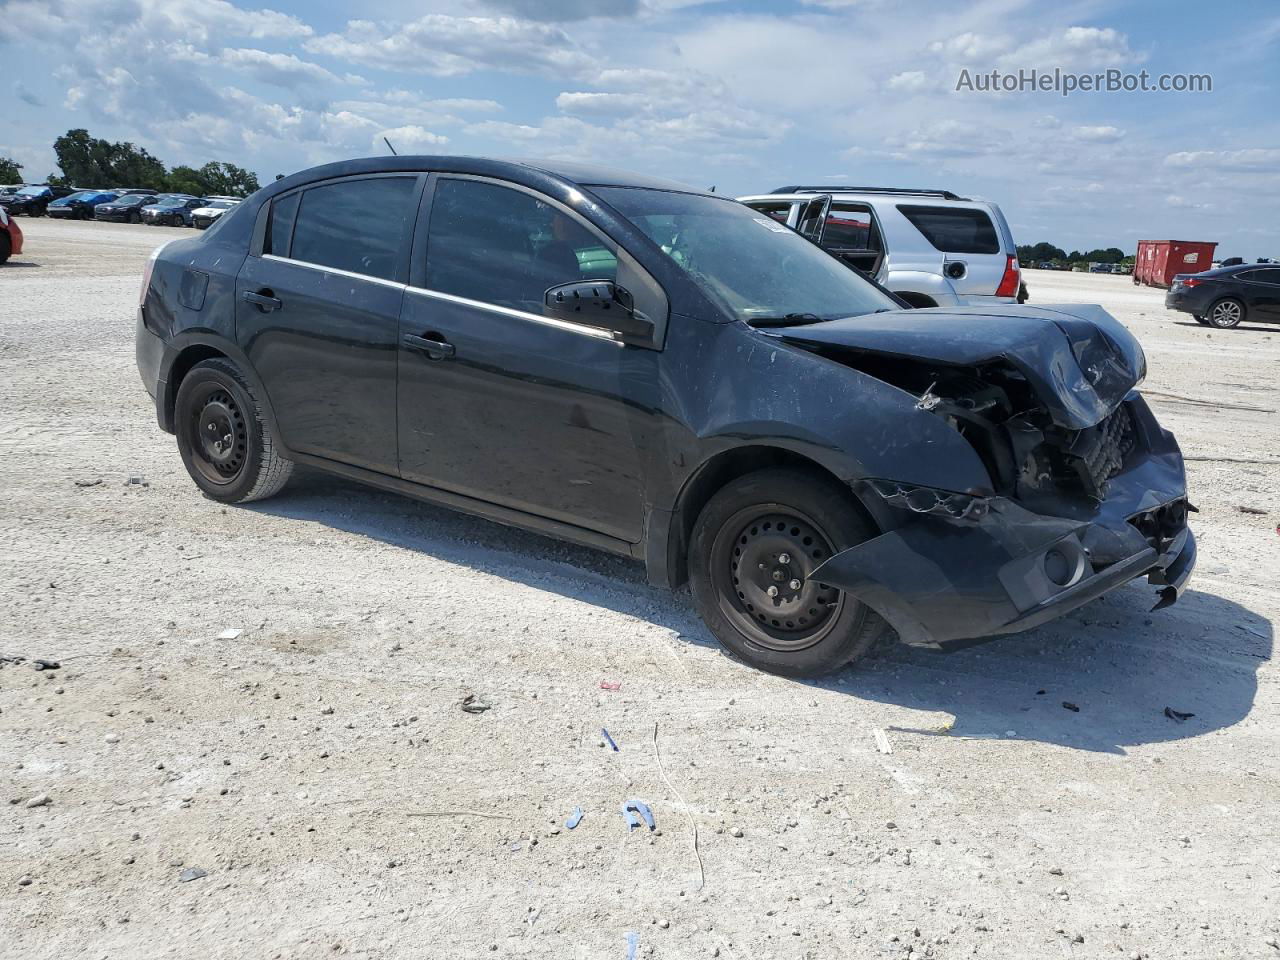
267,155,709,199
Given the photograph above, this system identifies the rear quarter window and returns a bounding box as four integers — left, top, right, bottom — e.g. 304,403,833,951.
896,204,999,254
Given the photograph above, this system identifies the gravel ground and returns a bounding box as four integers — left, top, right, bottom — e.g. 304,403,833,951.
2,217,1278,960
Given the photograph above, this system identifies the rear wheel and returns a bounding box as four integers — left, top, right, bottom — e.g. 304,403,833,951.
689,468,886,677
175,359,293,503
129,211,141,224
0,232,10,264
1207,297,1245,329
1193,314,1210,326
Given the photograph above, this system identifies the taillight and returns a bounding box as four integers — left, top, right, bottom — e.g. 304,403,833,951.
995,254,1020,298
1182,277,1203,288
138,243,166,308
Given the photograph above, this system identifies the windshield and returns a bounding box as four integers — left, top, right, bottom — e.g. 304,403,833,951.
18,186,50,197
156,197,189,207
206,200,235,209
591,187,898,323
116,195,147,206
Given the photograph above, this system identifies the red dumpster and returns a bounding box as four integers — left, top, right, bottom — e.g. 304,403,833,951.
1134,240,1217,288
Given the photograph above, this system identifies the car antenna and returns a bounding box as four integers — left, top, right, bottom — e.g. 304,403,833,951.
383,137,398,156
708,185,716,192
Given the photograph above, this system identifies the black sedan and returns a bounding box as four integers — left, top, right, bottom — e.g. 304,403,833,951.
0,184,75,216
135,156,1195,677
94,193,158,223
1166,263,1280,328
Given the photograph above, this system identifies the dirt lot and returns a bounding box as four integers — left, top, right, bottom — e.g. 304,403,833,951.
2,218,1278,960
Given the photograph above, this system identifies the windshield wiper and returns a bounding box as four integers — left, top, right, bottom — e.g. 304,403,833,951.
747,312,825,328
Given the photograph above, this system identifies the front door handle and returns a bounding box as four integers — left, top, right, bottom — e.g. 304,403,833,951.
242,290,282,312
403,333,455,360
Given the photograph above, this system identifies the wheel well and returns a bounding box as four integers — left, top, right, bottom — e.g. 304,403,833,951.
164,345,228,430
663,446,876,588
896,292,937,309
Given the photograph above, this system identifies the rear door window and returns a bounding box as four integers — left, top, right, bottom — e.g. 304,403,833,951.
266,192,299,257
423,178,617,313
823,203,878,251
896,204,999,254
1243,268,1280,285
288,177,417,282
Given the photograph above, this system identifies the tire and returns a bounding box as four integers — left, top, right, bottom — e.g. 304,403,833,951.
688,468,887,677
129,211,141,224
0,232,10,265
1207,297,1245,329
1193,315,1210,326
174,358,293,504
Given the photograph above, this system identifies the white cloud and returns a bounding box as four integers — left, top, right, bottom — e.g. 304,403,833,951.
999,26,1141,70
1164,149,1280,172
886,70,929,92
304,15,592,78
220,48,341,88
375,125,449,152
1071,125,1125,143
928,32,1012,61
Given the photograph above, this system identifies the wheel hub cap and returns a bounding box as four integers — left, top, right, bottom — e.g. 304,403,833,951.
194,392,245,478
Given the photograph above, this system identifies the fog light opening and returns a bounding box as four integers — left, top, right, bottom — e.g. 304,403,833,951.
1043,542,1087,588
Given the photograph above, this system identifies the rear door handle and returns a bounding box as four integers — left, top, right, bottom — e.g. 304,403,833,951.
402,333,455,360
242,290,282,312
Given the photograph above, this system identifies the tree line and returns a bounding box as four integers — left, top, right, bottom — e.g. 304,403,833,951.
1017,241,1130,266
0,129,262,198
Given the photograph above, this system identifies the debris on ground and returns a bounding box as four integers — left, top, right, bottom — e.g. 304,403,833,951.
1237,505,1268,515
215,629,242,641
565,806,583,830
122,475,150,487
622,800,655,832
1164,707,1195,722
1062,701,1080,712
601,728,619,751
178,867,207,883
460,694,491,714
73,478,102,487
33,659,60,671
873,728,893,754
599,680,622,691
25,794,52,808
625,932,639,960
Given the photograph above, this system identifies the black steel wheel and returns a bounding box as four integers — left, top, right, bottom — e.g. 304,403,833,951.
689,468,886,677
174,359,293,503
129,211,141,224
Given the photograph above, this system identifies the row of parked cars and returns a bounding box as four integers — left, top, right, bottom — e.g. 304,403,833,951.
0,185,239,229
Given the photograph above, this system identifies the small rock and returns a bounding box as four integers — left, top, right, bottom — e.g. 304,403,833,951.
730,827,744,838
105,734,120,744
178,867,208,883
885,821,897,830
17,875,33,886
1048,866,1063,876
320,707,335,715
25,794,51,809
460,694,491,714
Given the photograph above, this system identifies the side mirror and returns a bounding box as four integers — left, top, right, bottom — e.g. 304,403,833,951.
543,280,653,340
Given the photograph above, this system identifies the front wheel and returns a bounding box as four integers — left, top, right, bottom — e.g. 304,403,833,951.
1207,297,1245,329
174,359,293,503
129,211,141,224
688,468,886,677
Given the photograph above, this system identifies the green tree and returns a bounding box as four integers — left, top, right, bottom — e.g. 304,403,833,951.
197,161,259,197
52,128,166,189
165,164,210,196
1017,241,1068,263
0,157,23,183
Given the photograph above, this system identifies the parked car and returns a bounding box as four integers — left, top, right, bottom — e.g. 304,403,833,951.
0,204,23,263
737,186,1026,307
191,197,240,230
141,195,204,226
47,190,119,220
1165,263,1280,328
0,184,75,216
94,193,158,223
136,156,1195,677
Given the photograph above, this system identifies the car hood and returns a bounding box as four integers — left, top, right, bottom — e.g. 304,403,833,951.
768,303,1147,430
192,206,225,216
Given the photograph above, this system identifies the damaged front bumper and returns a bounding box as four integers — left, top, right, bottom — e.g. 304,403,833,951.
814,399,1196,650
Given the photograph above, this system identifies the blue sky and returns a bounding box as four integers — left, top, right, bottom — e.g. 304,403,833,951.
2,0,1277,254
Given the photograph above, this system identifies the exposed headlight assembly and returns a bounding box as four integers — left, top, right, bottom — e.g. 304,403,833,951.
866,479,991,521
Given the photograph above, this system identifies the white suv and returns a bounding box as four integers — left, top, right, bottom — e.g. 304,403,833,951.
738,186,1026,308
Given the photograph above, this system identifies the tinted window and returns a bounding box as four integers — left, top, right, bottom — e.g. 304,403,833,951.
424,178,617,312
289,177,416,282
595,187,898,323
1243,268,1280,285
897,204,999,254
267,192,299,257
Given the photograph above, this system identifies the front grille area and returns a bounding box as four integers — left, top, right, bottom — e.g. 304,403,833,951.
1063,403,1136,498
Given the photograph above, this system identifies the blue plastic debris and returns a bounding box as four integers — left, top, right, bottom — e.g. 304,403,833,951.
566,806,584,829
622,800,655,832
602,728,620,752
625,931,639,960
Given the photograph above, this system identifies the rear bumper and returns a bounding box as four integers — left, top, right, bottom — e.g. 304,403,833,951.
812,400,1195,649
136,307,165,412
